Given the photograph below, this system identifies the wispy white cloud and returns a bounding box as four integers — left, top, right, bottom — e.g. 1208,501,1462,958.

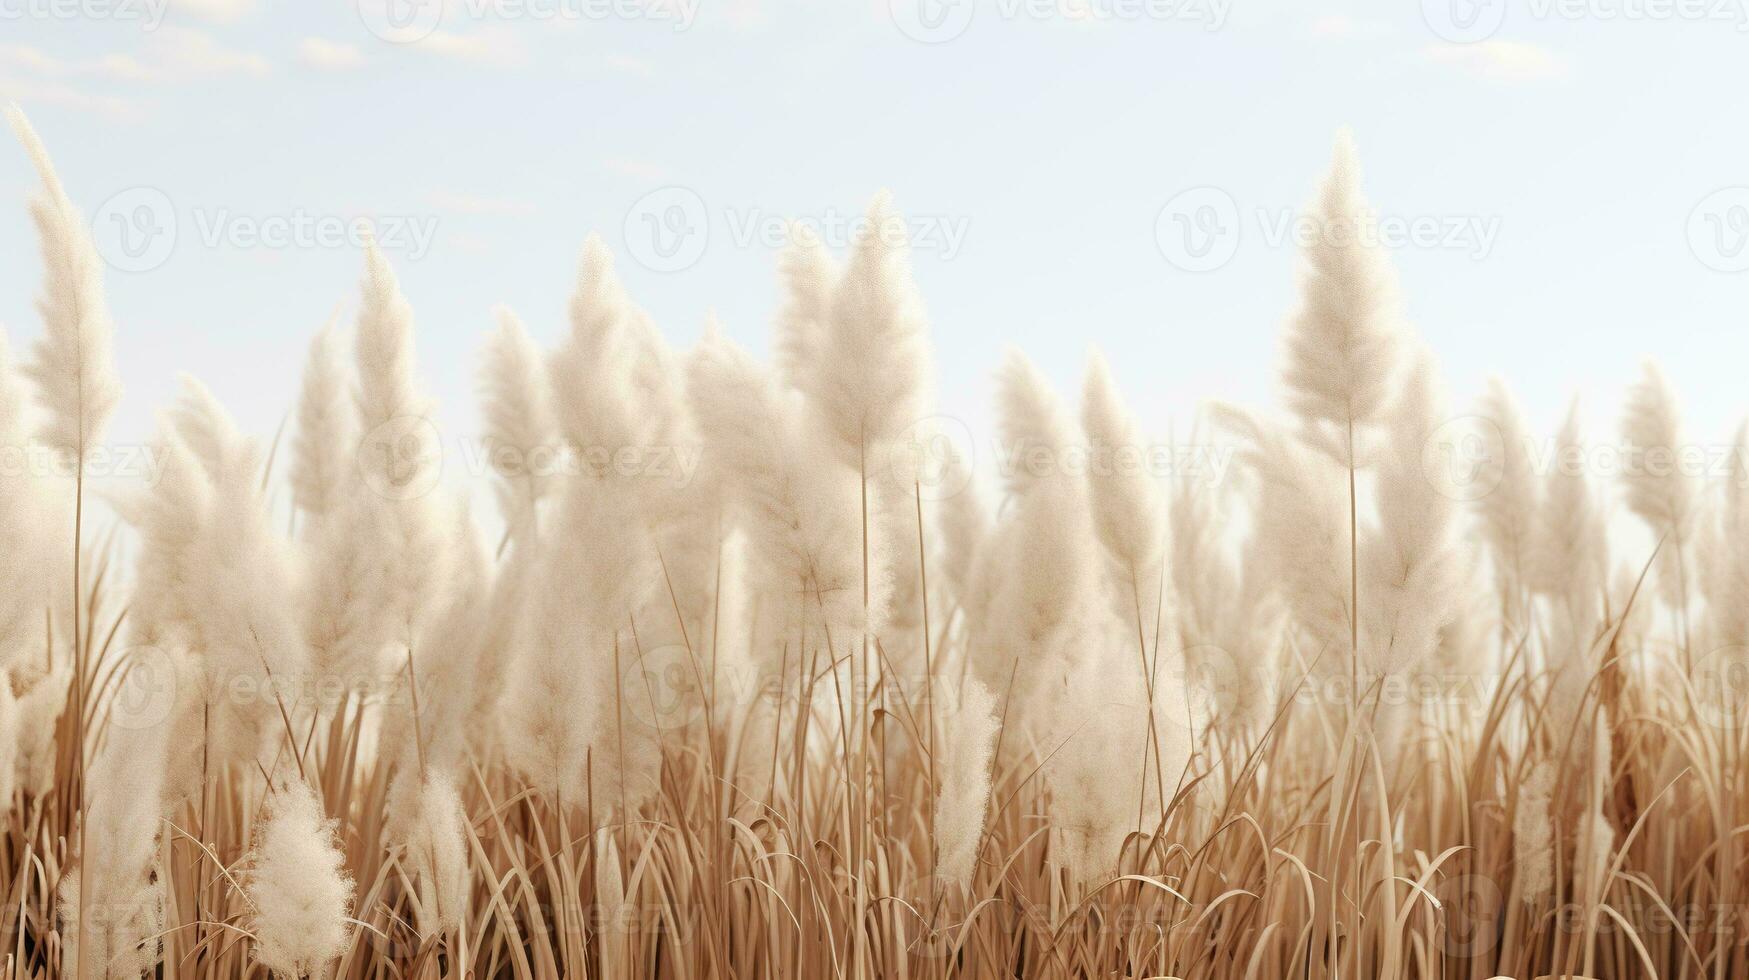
426,190,535,216
167,0,257,22
408,30,527,68
1423,40,1571,83
1,30,268,84
298,38,366,71
0,76,135,118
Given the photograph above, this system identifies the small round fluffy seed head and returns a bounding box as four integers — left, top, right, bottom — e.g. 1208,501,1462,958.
246,780,354,978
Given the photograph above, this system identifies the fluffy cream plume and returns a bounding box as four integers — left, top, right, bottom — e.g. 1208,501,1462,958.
934,678,1000,887
467,537,536,749
480,305,555,539
994,347,1073,498
9,659,68,799
1473,378,1540,636
290,324,354,529
350,245,453,651
624,312,719,644
246,779,354,978
1217,409,1351,665
552,235,639,456
1080,351,1166,621
5,105,122,458
122,378,306,800
773,222,836,392
510,238,659,811
972,350,1099,727
59,730,167,980
1361,353,1461,677
1513,759,1557,905
869,468,926,639
776,198,933,641
381,505,488,911
1279,129,1401,467
0,330,55,675
1170,437,1278,735
1619,361,1694,536
801,192,932,466
1532,400,1608,648
302,248,452,717
686,326,862,642
1619,361,1696,615
931,449,987,619
395,770,470,940
1701,426,1749,698
1050,636,1191,879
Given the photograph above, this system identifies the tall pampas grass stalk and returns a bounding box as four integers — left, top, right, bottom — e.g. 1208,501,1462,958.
1080,351,1171,821
7,103,122,980
1280,129,1404,689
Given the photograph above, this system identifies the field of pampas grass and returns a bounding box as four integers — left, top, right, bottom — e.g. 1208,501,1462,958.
1,105,1746,980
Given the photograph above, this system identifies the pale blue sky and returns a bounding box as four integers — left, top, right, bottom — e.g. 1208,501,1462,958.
4,0,1749,487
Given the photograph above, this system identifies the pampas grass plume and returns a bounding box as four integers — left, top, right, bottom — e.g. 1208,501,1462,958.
246,779,354,978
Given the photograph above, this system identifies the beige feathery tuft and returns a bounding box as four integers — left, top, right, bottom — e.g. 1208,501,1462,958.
5,104,122,458
246,779,354,978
